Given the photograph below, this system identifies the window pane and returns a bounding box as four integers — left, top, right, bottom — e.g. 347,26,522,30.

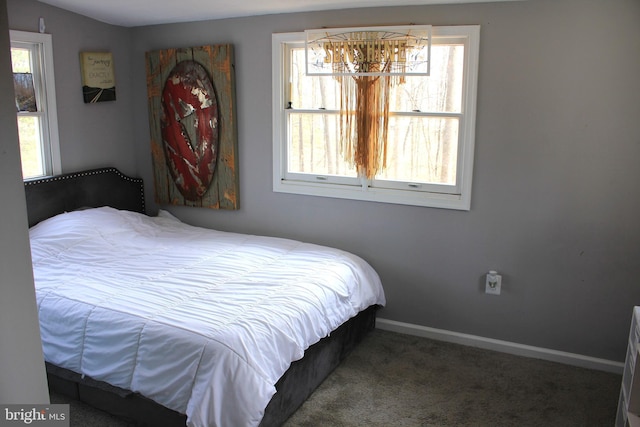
288,112,357,176
396,44,464,114
12,47,38,113
11,48,31,73
17,116,44,179
378,116,459,185
290,48,341,110
14,73,37,112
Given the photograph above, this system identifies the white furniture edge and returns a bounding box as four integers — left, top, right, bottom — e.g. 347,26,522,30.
377,317,623,374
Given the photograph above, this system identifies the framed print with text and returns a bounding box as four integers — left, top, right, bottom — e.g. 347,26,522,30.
80,51,116,103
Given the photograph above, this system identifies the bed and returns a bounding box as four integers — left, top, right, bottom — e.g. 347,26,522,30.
24,167,385,427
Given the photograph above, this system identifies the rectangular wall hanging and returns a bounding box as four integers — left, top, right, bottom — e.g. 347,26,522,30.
80,51,116,103
145,44,239,209
305,25,431,76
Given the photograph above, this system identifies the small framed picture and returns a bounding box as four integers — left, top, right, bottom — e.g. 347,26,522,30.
80,51,116,103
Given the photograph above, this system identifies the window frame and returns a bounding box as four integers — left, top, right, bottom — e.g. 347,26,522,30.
10,30,61,179
272,25,480,210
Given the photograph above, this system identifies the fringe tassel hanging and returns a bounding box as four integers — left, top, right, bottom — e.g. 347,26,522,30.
306,26,430,179
337,70,402,180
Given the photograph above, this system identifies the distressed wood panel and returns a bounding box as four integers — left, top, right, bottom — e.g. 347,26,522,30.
145,45,239,209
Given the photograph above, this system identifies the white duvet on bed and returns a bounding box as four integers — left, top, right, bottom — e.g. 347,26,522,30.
29,207,385,427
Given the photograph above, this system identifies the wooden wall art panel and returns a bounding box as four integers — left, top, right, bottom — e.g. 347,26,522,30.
145,45,239,209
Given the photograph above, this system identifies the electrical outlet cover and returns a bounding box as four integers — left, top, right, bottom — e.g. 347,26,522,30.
485,274,502,295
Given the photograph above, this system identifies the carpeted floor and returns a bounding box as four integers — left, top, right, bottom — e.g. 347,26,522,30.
51,329,622,426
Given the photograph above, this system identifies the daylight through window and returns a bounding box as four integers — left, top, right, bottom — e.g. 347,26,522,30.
10,30,60,180
272,26,479,210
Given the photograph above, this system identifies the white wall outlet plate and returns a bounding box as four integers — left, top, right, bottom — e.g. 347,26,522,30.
485,273,502,295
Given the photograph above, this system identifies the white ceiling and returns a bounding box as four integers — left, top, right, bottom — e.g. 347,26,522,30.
37,0,517,27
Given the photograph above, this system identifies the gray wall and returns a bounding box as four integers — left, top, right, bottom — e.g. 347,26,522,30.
0,0,49,403
4,0,640,366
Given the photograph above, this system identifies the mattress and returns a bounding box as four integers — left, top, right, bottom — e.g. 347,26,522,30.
29,207,385,427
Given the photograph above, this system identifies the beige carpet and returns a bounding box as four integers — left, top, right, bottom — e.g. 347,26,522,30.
51,329,622,426
284,330,620,426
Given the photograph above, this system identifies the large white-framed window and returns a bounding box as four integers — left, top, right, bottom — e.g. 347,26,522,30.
272,25,480,210
10,30,61,180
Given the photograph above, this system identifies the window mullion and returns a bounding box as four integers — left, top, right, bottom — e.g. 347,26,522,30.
285,109,340,114
17,111,45,119
390,111,462,118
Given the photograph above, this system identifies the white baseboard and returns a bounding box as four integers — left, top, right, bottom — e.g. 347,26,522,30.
376,317,624,374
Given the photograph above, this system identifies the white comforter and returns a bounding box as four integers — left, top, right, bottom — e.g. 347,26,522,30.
30,207,385,427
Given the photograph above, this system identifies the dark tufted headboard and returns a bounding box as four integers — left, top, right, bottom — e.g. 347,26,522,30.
23,168,145,227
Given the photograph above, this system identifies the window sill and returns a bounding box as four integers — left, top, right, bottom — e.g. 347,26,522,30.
273,178,471,210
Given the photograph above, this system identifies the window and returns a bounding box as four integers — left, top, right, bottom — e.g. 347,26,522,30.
272,26,479,210
10,30,61,179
